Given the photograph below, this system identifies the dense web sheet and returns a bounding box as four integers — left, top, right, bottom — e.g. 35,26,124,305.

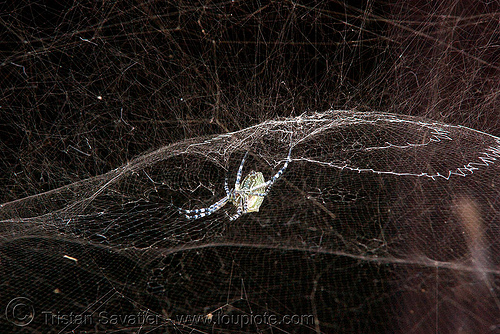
2,110,500,333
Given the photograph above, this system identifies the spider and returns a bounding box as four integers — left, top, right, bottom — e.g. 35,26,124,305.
178,147,292,221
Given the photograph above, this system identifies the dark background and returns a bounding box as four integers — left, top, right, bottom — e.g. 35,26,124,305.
3,0,498,204
1,1,499,333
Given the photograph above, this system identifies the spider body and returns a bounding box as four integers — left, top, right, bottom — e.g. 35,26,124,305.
179,148,291,221
231,170,265,213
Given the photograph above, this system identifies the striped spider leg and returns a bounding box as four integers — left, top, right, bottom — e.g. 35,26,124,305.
179,147,292,221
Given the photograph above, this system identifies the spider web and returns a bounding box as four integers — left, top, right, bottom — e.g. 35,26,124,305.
2,110,500,333
2,1,500,333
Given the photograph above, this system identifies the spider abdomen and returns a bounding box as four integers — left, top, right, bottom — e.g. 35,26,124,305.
233,171,265,213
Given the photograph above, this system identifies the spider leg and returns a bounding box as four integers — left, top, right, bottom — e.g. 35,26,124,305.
244,192,267,197
234,151,248,189
227,193,247,221
224,176,230,196
229,209,243,221
242,195,248,213
179,195,229,220
249,146,292,195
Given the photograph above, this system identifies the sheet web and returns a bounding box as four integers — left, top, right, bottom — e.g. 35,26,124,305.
1,110,500,333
